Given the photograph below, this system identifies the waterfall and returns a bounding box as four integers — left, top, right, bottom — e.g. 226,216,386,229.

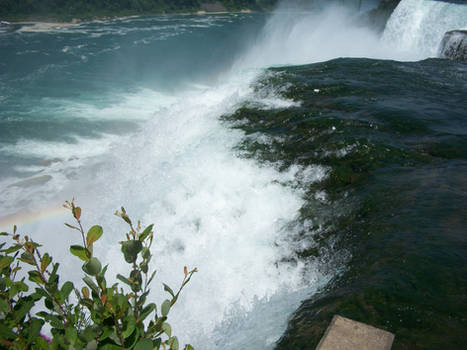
382,0,467,57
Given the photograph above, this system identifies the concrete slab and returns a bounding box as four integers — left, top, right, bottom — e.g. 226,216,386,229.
316,315,395,350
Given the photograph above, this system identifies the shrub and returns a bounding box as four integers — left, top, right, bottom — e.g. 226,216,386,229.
0,200,196,350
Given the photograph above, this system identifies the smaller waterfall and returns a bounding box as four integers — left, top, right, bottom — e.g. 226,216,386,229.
382,0,467,57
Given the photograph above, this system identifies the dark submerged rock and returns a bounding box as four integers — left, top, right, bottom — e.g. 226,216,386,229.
364,0,401,33
439,30,467,60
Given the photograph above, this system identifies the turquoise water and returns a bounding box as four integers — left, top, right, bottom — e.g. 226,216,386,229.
0,1,466,349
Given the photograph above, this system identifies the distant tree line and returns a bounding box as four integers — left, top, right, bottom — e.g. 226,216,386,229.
0,0,279,20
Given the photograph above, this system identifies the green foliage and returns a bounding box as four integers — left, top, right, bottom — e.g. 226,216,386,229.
0,0,278,20
0,199,196,350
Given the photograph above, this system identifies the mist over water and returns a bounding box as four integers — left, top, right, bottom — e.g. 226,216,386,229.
237,4,387,67
1,0,466,348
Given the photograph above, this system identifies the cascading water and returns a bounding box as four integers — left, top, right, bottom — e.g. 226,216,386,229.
1,1,466,349
382,0,467,57
0,13,334,350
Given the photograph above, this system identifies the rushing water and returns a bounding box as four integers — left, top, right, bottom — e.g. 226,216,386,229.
0,0,466,349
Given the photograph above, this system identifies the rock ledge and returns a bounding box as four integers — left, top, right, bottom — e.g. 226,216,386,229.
439,30,467,60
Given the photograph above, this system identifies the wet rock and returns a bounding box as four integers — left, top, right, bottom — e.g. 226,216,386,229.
439,30,467,60
364,0,401,32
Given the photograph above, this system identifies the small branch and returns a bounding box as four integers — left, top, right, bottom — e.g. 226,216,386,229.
113,316,126,348
76,219,87,249
29,245,73,326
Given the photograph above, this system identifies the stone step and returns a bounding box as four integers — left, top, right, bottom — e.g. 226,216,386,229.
316,315,395,350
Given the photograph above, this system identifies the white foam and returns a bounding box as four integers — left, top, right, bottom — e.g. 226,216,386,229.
61,88,177,121
11,71,330,349
0,134,122,159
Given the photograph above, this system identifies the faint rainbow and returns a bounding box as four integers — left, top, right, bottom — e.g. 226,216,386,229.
0,206,68,232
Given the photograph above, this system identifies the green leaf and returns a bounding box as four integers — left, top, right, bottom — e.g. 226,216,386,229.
27,318,45,342
0,298,9,312
161,299,171,317
28,270,44,285
8,281,28,298
162,322,172,338
0,245,22,254
81,326,98,342
98,345,122,350
65,326,78,345
169,336,179,350
0,325,16,341
185,345,195,350
44,298,54,310
31,242,42,249
86,225,103,247
141,247,151,260
81,286,90,299
14,299,34,320
153,316,166,332
83,276,100,294
19,251,35,265
140,261,148,274
33,288,49,299
99,326,114,341
116,274,132,286
0,256,14,270
82,257,101,276
49,262,59,280
60,281,74,300
139,224,153,242
163,283,175,297
40,253,52,273
134,338,153,350
140,303,156,321
148,270,157,285
121,240,143,263
85,340,98,350
80,298,93,308
98,264,108,279
122,315,136,338
70,245,90,262
65,223,80,231
130,269,142,292
123,327,139,349
35,335,50,350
